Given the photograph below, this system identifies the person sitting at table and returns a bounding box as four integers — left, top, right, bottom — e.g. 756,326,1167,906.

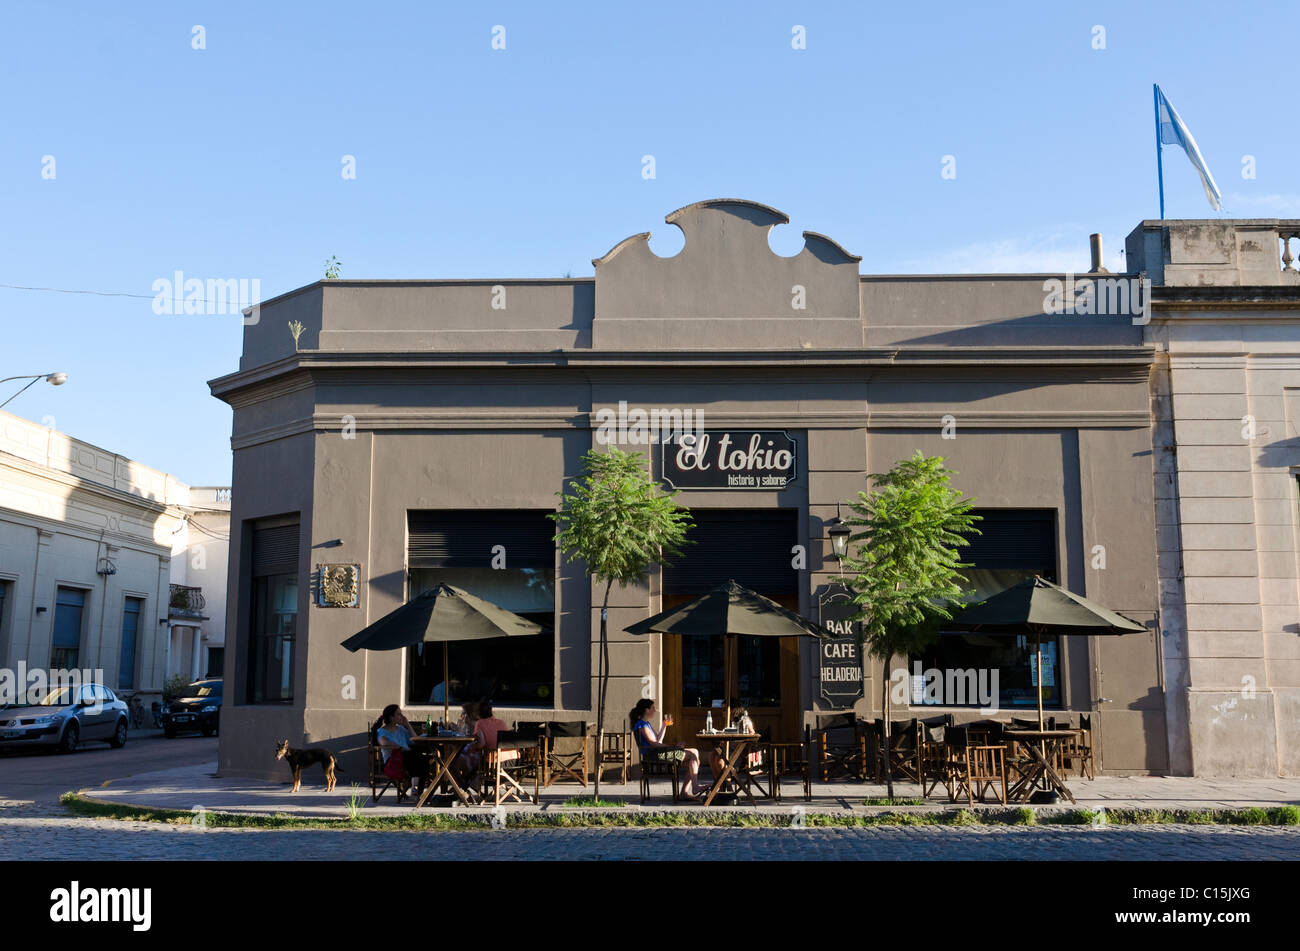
428,677,464,706
733,707,764,770
455,700,480,738
629,699,718,801
373,703,428,802
455,699,508,786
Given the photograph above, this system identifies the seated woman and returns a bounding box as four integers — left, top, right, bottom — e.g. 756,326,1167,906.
373,704,428,802
454,700,480,739
630,699,715,801
455,700,508,785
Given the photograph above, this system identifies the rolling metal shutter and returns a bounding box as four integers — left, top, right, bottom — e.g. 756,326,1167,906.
662,508,798,596
407,510,556,568
252,524,299,576
959,509,1057,575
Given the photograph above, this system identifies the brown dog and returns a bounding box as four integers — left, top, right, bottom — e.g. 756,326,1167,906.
275,739,342,792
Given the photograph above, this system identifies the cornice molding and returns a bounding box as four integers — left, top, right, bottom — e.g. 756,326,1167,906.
0,452,188,523
0,502,173,557
228,407,1152,451
210,347,1157,404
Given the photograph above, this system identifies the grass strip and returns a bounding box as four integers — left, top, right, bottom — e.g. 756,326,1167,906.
60,792,1300,831
561,796,628,808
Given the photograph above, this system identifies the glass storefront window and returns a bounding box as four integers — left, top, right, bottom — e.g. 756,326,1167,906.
913,567,1061,709
681,634,724,708
406,566,555,708
736,635,781,707
250,574,296,702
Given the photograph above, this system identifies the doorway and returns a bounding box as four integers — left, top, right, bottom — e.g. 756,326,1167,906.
661,509,800,742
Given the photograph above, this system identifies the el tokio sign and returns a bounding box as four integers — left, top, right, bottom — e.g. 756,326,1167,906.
817,583,865,708
660,431,797,491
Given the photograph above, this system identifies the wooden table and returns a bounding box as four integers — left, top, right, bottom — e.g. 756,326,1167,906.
1003,729,1079,804
696,732,764,807
410,735,475,807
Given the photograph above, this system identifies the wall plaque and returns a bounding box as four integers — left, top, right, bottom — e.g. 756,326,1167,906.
660,430,797,491
317,563,360,607
817,583,865,708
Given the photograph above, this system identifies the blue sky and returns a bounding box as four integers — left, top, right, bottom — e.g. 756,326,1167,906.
2,1,1296,485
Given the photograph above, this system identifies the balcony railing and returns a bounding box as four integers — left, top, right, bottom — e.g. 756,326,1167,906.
169,584,206,618
1281,227,1300,272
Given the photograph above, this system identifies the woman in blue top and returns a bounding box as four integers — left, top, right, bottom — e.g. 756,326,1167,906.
373,704,429,802
629,698,716,801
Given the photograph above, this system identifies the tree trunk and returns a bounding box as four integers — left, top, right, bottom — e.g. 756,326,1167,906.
881,650,895,802
593,580,612,802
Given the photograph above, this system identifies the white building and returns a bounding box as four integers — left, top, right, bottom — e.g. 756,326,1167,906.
0,409,229,701
1132,218,1300,776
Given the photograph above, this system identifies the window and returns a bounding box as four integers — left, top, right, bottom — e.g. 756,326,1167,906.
406,511,555,708
206,646,224,679
51,587,86,670
247,520,299,703
119,597,143,690
913,510,1061,709
0,580,8,665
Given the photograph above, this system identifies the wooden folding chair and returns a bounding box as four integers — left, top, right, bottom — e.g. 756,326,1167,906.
946,725,1007,805
917,722,953,799
597,729,632,785
1054,713,1094,779
479,730,540,805
636,746,679,803
815,713,869,782
368,724,399,803
874,718,922,784
767,725,812,802
541,720,589,787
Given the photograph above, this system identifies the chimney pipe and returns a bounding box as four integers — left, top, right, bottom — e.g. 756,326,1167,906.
1089,233,1109,273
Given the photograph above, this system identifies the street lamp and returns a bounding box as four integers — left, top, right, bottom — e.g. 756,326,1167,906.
826,502,852,569
0,372,68,410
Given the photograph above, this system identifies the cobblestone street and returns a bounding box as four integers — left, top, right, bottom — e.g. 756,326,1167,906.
2,811,1297,861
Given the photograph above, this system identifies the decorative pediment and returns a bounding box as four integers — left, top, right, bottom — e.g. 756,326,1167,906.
592,200,862,333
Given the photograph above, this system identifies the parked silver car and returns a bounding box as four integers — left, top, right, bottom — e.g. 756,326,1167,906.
0,683,129,753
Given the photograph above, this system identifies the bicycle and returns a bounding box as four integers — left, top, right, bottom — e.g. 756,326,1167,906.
127,694,145,730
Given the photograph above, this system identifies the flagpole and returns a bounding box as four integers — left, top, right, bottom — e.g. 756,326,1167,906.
1153,84,1166,220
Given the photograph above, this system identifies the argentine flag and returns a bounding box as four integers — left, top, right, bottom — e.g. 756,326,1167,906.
1155,85,1222,211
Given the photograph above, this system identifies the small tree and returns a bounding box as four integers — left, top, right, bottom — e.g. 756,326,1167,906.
551,446,693,799
841,452,980,801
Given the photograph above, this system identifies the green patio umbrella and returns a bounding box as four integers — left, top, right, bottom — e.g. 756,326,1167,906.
625,579,834,724
946,576,1146,730
341,582,543,724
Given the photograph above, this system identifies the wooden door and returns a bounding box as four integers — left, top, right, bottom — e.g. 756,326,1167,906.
661,594,800,744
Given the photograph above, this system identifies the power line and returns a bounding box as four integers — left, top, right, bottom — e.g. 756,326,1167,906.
0,282,260,309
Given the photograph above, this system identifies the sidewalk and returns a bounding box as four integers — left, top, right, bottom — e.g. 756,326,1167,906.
80,762,1300,819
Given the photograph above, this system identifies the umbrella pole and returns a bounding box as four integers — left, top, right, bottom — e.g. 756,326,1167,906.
725,634,732,726
1036,631,1044,732
1035,629,1047,793
443,642,450,727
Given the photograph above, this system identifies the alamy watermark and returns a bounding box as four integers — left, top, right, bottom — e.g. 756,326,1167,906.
889,662,1001,713
594,400,705,446
151,270,261,324
1043,273,1151,326
0,663,107,711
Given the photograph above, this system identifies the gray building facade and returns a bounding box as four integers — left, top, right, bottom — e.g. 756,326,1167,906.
209,200,1294,781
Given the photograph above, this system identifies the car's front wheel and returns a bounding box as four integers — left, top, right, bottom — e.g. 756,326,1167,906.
57,721,79,754
109,719,128,748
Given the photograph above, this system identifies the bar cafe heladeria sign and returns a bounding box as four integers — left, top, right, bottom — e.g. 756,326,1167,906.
817,583,865,708
660,430,797,490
